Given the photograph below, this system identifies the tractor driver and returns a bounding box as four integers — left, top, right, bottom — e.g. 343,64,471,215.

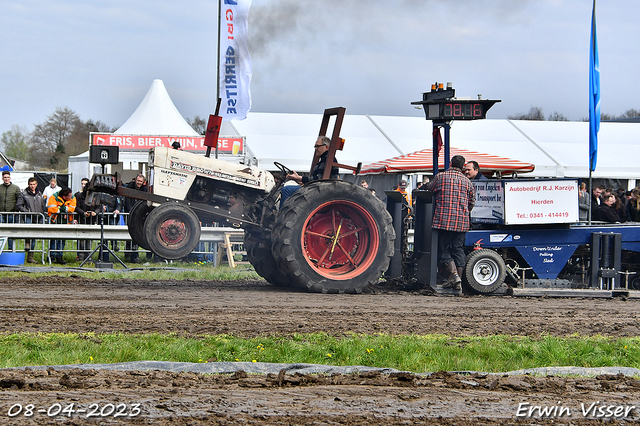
280,136,339,207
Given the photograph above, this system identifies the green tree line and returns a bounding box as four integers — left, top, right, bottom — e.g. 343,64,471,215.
1,108,207,171
1,107,114,171
3,106,637,170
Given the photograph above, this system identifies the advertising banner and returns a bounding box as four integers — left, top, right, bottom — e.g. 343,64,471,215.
504,180,579,225
471,181,505,224
91,133,244,155
219,0,252,121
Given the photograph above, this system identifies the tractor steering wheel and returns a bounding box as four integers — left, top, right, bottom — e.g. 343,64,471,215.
274,162,294,176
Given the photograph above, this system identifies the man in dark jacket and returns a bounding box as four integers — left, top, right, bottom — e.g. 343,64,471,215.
590,185,604,220
0,171,21,250
280,136,339,206
593,194,621,223
16,177,45,263
464,161,489,181
123,174,148,263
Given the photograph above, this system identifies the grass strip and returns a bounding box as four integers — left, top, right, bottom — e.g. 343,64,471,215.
0,265,259,281
1,333,639,373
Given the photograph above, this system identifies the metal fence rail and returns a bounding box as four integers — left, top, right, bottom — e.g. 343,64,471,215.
0,223,244,242
0,220,244,265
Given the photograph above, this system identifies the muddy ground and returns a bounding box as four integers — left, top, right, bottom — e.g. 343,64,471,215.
1,275,640,424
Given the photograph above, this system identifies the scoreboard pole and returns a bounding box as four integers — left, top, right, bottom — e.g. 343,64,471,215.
431,121,451,176
406,83,500,290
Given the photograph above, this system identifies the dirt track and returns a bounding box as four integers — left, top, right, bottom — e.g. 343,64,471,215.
1,276,640,424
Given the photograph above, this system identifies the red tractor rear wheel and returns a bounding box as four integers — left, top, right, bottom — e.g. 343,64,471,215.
272,181,394,293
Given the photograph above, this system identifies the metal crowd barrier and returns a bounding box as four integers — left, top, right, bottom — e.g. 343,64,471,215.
0,212,48,264
0,211,244,265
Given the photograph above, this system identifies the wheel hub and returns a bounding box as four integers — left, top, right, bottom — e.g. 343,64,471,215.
301,200,379,279
305,212,358,268
474,260,499,285
159,219,187,246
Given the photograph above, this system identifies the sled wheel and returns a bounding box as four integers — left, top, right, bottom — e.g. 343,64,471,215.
463,249,506,294
272,181,394,294
127,201,154,250
144,203,201,260
244,227,290,287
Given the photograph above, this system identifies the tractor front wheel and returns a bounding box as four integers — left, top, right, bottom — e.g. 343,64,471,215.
143,204,201,260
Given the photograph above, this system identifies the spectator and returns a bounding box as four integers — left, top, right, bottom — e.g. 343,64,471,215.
123,174,148,263
578,182,589,222
614,191,628,223
416,178,429,190
16,177,45,263
281,136,339,206
395,179,412,207
46,187,77,264
427,155,475,291
0,171,20,250
464,161,489,181
590,185,604,219
360,180,369,188
43,178,61,201
593,193,620,223
627,188,640,222
74,178,93,262
368,187,377,197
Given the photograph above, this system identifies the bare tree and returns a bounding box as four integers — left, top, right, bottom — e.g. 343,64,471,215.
66,119,116,157
1,125,31,162
29,107,82,169
187,116,207,135
85,119,116,133
584,110,640,121
620,109,640,118
548,111,569,121
508,106,545,121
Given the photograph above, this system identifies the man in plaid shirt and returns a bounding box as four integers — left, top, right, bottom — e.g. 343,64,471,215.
428,155,475,290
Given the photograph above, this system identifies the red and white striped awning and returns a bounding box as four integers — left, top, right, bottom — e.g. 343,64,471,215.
360,147,535,176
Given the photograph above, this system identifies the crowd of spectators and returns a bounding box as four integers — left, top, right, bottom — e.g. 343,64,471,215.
582,183,640,223
0,172,158,264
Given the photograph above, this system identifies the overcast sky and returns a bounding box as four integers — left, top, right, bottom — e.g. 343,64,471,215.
1,0,639,135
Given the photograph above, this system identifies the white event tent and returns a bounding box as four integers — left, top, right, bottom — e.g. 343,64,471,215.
69,79,640,193
226,113,639,182
69,79,200,192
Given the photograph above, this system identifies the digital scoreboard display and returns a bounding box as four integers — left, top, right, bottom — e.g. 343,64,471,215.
412,84,500,121
425,101,497,120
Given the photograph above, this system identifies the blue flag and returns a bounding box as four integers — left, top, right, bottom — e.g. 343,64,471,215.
589,0,600,172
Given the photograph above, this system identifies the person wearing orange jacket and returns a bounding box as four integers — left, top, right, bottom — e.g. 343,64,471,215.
46,187,77,264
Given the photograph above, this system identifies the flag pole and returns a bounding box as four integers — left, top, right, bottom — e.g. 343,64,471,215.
215,0,223,159
216,0,221,103
588,170,592,223
588,0,600,224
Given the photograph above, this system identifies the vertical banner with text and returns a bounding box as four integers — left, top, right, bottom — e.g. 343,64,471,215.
219,0,252,121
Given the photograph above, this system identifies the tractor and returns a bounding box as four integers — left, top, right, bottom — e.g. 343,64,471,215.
86,108,395,293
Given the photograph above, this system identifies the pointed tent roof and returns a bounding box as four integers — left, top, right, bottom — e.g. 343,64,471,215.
360,147,535,176
114,79,199,136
